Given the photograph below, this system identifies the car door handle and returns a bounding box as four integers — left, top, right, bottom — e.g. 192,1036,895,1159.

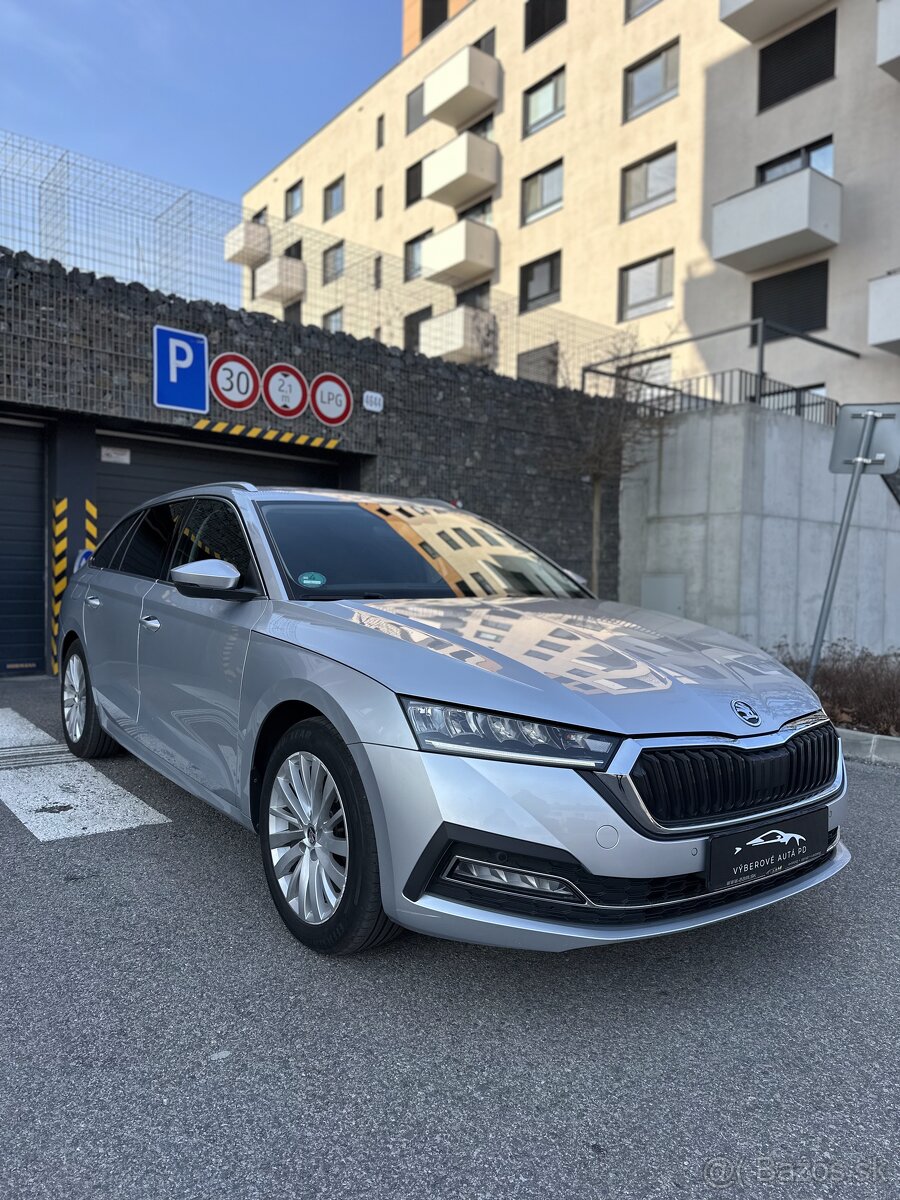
140,616,161,632
86,595,101,608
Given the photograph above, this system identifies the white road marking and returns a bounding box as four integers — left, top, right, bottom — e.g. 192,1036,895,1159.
0,708,169,842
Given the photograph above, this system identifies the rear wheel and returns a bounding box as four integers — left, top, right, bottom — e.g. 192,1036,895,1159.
259,717,401,955
60,641,119,758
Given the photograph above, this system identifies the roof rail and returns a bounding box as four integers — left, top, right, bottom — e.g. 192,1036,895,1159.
212,481,257,491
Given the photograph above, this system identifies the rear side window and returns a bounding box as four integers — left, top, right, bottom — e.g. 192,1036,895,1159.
91,514,138,569
118,502,187,580
171,498,255,584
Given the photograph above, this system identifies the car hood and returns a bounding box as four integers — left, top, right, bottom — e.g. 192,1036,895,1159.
260,596,823,738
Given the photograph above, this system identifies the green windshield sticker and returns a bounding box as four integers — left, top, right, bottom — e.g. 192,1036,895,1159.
297,571,327,589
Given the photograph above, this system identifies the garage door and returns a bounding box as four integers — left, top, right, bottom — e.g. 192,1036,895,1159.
0,423,46,675
96,435,341,537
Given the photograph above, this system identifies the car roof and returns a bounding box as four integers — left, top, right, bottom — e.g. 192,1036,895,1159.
141,482,456,509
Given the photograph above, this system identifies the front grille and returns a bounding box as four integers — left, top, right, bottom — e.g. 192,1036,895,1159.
630,721,840,828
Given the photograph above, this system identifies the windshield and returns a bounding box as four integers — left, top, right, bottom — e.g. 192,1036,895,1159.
259,500,588,601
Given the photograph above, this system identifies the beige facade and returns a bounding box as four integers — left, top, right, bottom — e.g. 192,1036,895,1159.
237,0,900,405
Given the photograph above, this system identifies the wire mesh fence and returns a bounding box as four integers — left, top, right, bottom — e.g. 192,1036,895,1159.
0,128,622,388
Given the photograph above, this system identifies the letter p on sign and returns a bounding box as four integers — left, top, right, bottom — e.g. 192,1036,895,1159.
153,325,209,414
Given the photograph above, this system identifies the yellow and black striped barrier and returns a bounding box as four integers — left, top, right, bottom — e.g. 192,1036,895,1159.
192,418,341,451
50,497,68,676
84,498,98,553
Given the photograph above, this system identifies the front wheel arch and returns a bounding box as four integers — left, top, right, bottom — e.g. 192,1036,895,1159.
249,700,328,830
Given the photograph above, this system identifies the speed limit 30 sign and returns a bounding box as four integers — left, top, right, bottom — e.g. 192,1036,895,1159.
210,352,260,411
310,373,353,427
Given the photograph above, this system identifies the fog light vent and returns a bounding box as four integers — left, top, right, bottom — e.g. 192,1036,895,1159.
445,857,588,905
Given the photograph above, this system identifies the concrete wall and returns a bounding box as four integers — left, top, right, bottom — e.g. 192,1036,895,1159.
620,404,900,653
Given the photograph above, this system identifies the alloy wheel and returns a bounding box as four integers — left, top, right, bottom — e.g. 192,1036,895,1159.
63,653,87,743
268,752,349,925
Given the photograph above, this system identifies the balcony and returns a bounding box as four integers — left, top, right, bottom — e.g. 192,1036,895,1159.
868,272,900,354
711,168,841,273
224,220,270,268
421,220,498,287
423,46,501,128
422,132,500,209
719,0,823,40
254,256,306,305
419,307,497,365
878,0,900,79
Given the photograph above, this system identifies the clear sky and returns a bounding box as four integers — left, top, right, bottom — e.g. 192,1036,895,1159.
1,0,400,201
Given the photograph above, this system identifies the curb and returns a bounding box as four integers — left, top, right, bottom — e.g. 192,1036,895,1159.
838,727,900,769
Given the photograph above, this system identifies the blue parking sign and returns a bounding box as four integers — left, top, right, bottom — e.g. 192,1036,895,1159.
153,325,209,414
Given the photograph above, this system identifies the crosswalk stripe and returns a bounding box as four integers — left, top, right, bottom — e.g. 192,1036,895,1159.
0,708,169,842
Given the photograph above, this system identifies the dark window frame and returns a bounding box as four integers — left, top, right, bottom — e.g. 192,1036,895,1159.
284,180,303,220
406,160,423,207
523,66,566,137
322,240,345,285
404,230,432,282
376,113,385,149
524,0,567,49
623,39,680,121
519,251,562,313
626,0,664,18
618,250,675,321
751,260,829,344
323,176,345,222
323,307,344,334
621,144,677,221
758,10,837,114
422,0,448,40
521,159,564,225
375,184,384,220
407,84,425,134
756,136,834,185
404,305,434,352
474,28,496,56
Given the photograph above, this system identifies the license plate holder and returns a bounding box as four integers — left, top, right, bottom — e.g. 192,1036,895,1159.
707,808,830,893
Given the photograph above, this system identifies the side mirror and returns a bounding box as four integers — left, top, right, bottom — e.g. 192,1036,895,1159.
171,559,244,597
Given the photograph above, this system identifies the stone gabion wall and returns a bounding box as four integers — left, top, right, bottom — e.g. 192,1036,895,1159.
0,249,619,593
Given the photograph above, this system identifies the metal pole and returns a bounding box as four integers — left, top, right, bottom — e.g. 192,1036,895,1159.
754,319,766,405
806,410,880,686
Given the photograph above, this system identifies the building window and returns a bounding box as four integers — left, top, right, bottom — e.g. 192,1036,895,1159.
523,67,565,136
458,197,493,225
619,251,674,320
407,84,425,134
284,180,303,219
622,146,677,220
465,112,495,140
285,239,303,260
522,160,564,224
615,354,672,402
757,137,834,184
323,241,344,284
406,161,423,207
520,251,561,313
249,268,257,300
374,255,382,290
474,28,496,56
525,0,566,48
759,11,836,113
626,0,663,18
422,0,448,39
752,261,828,342
251,207,267,225
323,176,344,221
457,281,490,310
284,301,303,326
323,308,343,334
517,342,559,385
376,114,385,149
404,306,433,351
625,41,679,120
375,185,384,220
404,230,432,281
374,326,382,342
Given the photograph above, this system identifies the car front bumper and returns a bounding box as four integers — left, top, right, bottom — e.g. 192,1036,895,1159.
352,743,850,952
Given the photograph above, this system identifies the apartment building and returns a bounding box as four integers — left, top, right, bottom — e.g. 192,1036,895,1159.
232,0,900,403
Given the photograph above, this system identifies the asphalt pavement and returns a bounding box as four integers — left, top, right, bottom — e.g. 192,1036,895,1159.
0,677,897,1200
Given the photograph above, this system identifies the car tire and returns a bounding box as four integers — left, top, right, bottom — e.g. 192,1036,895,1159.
259,717,402,956
60,640,120,759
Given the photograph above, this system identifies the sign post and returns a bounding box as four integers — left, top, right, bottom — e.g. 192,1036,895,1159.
807,404,900,686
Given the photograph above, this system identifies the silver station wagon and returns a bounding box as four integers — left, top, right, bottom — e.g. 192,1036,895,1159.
59,484,849,955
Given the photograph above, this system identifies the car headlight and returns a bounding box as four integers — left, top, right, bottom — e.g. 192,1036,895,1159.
401,699,619,770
